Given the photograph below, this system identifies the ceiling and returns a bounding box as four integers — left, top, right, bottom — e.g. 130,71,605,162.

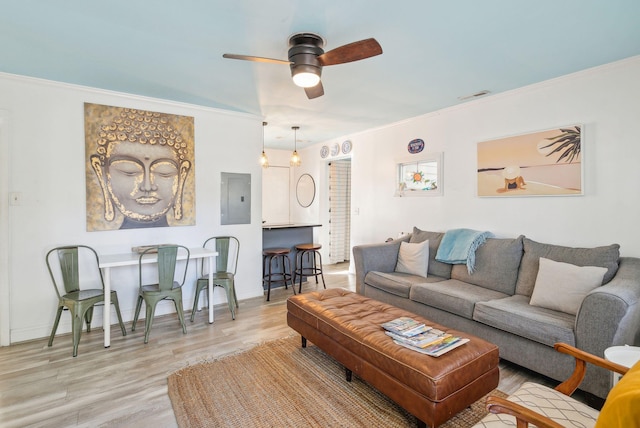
2,1,639,149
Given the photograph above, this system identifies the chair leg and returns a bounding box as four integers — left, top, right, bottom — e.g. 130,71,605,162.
266,255,273,302
316,251,326,289
85,306,94,332
232,286,239,308
297,251,305,294
283,255,294,295
48,306,64,347
174,296,187,334
190,285,201,322
222,284,236,320
111,293,127,337
143,301,158,344
190,280,206,322
72,310,86,357
132,295,143,331
280,255,288,290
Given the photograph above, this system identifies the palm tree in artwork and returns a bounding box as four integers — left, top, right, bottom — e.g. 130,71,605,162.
539,126,581,163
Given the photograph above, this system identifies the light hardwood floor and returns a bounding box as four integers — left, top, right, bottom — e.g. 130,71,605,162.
1,263,562,427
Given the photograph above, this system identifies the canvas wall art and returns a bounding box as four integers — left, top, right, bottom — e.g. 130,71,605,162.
477,125,582,197
85,103,195,231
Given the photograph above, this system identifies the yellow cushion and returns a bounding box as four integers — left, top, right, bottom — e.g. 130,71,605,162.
595,359,640,428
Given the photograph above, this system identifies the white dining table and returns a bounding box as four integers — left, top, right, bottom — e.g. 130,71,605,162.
99,247,218,347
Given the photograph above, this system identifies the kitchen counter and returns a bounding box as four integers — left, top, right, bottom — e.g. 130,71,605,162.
262,223,322,291
262,223,322,230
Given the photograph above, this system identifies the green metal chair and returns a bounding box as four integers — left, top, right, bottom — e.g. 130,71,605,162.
46,245,127,357
132,245,190,343
191,236,240,321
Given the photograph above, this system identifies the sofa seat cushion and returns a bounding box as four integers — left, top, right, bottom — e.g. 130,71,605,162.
365,271,445,298
410,279,509,319
515,237,620,297
451,235,524,295
473,295,576,347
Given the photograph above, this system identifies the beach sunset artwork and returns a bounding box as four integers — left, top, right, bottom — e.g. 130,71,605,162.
477,125,582,197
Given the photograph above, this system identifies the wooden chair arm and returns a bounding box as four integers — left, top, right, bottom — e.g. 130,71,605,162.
486,396,564,428
553,343,629,395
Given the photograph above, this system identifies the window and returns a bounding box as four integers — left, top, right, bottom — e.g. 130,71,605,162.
395,152,443,197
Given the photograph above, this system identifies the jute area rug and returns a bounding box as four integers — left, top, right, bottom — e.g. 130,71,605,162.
168,336,506,428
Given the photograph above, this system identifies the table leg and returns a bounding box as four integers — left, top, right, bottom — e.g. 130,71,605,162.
208,256,214,324
103,267,111,347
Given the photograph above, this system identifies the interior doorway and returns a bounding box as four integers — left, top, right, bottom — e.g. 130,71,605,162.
328,159,351,264
0,111,10,346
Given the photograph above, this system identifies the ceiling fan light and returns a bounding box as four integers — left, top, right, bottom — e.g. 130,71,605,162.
292,71,320,88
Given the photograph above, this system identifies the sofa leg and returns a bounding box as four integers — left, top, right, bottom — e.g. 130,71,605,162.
416,418,426,428
301,336,307,348
345,368,352,382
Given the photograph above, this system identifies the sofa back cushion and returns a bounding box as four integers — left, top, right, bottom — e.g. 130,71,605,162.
515,238,620,297
410,227,452,279
451,235,524,295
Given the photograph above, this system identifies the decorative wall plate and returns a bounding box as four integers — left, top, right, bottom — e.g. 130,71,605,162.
330,142,340,156
342,140,352,154
320,145,329,158
408,138,425,154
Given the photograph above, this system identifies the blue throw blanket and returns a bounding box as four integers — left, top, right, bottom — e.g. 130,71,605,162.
435,228,490,274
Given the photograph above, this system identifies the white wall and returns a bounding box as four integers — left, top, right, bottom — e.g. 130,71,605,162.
262,148,323,229
306,56,640,269
0,73,265,344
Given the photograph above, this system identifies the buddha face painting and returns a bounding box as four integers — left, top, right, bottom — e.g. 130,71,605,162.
85,104,195,230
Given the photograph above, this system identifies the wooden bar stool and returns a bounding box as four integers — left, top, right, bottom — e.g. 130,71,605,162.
262,248,293,301
293,243,326,293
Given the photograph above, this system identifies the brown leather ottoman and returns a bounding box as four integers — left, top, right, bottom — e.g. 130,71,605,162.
286,288,499,428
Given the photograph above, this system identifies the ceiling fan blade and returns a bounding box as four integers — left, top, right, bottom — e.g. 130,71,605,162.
222,53,291,65
305,82,324,99
317,38,382,66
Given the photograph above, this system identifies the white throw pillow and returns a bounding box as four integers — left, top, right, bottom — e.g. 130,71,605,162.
530,257,607,315
395,240,429,278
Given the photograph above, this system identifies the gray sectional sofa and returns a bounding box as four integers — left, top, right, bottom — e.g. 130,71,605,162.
353,227,640,399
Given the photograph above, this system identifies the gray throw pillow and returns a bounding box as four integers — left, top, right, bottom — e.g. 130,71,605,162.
515,237,620,296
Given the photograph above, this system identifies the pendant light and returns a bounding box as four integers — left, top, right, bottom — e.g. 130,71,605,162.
260,121,269,168
290,126,301,167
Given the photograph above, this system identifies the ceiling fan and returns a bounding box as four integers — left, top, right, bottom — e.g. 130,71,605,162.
223,33,382,99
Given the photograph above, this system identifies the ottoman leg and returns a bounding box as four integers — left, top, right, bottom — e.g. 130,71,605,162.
301,336,307,348
345,368,352,382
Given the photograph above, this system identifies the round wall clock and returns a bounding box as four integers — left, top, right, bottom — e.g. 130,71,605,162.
330,142,340,156
320,145,329,158
342,140,352,154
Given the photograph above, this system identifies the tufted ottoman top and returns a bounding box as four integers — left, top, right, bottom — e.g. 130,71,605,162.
287,288,499,402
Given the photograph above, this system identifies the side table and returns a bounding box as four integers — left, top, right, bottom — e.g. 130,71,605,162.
604,345,640,386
